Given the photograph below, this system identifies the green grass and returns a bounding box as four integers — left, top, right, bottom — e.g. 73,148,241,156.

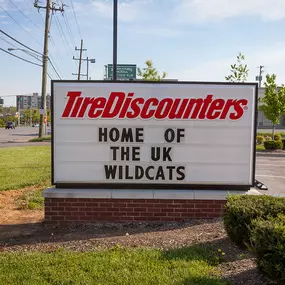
29,135,51,142
0,146,51,191
16,189,44,210
256,144,265,151
0,246,226,285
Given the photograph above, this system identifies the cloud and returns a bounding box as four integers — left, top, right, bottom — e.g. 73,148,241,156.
176,0,285,23
75,0,152,23
167,42,285,85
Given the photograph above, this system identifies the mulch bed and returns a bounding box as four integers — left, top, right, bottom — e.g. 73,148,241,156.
0,219,270,285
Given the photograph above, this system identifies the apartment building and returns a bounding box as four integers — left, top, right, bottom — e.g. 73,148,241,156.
16,93,51,110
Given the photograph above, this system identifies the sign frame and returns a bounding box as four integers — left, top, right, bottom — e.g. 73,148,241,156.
51,80,258,191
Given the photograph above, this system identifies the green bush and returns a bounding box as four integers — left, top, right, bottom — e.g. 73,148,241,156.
250,215,285,283
257,132,285,137
264,140,283,150
274,133,282,141
223,195,285,246
256,135,265,145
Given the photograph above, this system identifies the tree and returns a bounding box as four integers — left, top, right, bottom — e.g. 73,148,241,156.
259,74,285,138
137,60,166,81
225,52,249,82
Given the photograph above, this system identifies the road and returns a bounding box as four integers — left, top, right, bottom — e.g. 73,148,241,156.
0,126,50,143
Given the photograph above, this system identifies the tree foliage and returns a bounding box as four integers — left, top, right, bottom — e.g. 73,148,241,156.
259,74,285,137
225,52,249,82
137,60,166,81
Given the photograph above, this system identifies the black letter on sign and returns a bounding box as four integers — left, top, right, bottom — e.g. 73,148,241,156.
177,129,185,143
155,166,165,180
121,128,133,142
136,128,144,142
145,166,154,180
164,128,175,143
151,147,160,161
99,128,107,142
110,146,119,161
104,165,117,179
177,166,186,181
163,147,172,161
110,128,120,142
135,166,144,179
132,147,140,161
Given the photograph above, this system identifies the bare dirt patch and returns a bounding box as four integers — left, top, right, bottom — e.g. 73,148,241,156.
0,187,44,224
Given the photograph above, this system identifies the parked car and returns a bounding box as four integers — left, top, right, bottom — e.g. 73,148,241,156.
5,121,15,129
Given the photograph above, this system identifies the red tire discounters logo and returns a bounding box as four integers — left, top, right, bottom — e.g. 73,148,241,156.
61,91,248,120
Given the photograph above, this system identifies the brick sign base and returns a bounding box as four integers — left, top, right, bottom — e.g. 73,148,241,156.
44,197,227,224
42,188,254,225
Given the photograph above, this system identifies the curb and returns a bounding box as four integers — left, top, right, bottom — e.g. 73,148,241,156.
256,152,285,158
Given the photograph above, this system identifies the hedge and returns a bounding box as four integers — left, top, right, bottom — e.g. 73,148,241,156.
250,215,285,283
264,140,283,150
222,195,285,246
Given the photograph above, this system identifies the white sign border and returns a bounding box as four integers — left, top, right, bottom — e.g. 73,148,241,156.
51,80,258,191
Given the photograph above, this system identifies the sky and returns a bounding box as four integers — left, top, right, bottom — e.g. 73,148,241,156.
1,0,285,106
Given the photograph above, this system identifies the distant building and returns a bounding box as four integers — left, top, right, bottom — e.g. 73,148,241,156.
16,93,51,110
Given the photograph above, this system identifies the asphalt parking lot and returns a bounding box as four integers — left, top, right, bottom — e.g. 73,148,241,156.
256,156,285,196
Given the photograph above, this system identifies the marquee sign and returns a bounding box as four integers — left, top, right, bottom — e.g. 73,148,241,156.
52,81,257,190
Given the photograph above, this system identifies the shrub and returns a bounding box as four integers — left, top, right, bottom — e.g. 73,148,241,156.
250,215,285,283
223,195,285,246
274,133,282,141
264,136,272,141
256,135,265,145
264,140,283,150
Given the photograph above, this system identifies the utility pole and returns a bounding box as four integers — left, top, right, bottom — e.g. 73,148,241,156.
256,65,264,88
73,53,95,80
73,40,86,80
34,0,64,138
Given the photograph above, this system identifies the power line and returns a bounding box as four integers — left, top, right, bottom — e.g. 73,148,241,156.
52,13,77,70
62,14,76,47
70,0,82,39
56,0,77,47
0,47,42,67
8,0,44,32
0,29,42,55
1,29,61,80
48,58,62,79
0,36,17,48
0,5,42,47
54,14,74,57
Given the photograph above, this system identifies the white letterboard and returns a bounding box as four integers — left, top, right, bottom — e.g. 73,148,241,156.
52,81,257,189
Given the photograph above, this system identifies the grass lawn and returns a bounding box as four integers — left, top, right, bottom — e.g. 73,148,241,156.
0,146,51,191
0,246,226,285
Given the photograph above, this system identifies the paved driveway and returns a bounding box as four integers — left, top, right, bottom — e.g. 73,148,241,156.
256,156,285,196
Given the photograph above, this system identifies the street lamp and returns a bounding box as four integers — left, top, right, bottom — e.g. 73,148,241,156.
7,48,42,62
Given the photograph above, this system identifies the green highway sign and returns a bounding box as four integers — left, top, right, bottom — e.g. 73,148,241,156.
107,64,137,80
